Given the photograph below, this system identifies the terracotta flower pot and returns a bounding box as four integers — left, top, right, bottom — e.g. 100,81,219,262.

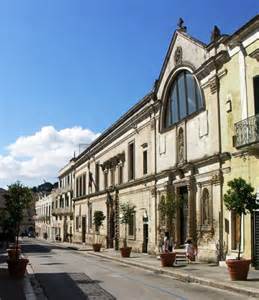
7,258,29,279
226,259,251,280
7,248,21,261
160,252,176,267
92,243,102,252
120,247,132,258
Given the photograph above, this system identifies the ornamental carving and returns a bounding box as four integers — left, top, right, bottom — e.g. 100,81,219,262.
177,127,184,163
201,188,210,226
174,46,183,65
102,152,125,170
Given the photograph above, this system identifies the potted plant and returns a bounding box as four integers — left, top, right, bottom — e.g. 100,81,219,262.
93,210,106,252
224,178,258,280
120,202,136,257
4,182,33,278
158,192,176,267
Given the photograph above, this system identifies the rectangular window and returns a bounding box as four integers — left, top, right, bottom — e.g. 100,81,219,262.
88,171,93,194
80,176,83,196
76,178,79,197
104,171,108,189
76,216,79,230
82,174,86,196
128,213,135,237
88,204,92,229
128,142,135,181
143,150,148,175
95,164,99,192
118,165,123,185
65,195,69,207
111,168,115,186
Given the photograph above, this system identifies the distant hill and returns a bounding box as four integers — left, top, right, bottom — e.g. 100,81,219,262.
32,182,58,194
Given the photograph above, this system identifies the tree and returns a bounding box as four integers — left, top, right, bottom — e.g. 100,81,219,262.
120,202,136,248
93,210,105,243
158,192,177,238
4,182,33,251
224,178,258,259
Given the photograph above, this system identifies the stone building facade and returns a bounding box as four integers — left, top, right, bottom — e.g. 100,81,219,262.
53,159,75,242
63,16,259,263
35,191,55,240
218,16,259,267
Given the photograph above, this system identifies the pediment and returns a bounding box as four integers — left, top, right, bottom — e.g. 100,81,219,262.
156,30,207,100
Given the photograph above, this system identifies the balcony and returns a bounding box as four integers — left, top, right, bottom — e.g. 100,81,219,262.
57,185,73,194
234,114,259,149
52,206,73,216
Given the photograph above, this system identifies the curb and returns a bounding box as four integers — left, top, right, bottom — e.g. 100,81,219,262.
25,261,47,300
86,251,259,298
23,264,37,300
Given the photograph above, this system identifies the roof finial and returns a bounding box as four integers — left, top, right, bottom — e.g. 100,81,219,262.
177,17,187,32
211,25,221,42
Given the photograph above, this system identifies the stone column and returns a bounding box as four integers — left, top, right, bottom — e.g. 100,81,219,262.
187,180,196,242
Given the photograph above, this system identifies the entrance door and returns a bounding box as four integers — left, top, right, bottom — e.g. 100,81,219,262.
82,216,86,243
179,186,188,245
107,204,115,248
254,211,259,270
143,224,148,253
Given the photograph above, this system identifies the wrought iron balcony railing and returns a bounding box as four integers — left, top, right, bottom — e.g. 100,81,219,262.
234,114,259,148
52,206,73,216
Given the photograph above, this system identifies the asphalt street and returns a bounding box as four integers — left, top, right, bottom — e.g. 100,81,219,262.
22,239,254,300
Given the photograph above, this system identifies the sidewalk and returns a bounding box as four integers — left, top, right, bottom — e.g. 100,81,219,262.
0,249,26,300
48,240,259,298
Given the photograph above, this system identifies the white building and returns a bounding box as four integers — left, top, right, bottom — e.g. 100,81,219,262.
35,191,57,240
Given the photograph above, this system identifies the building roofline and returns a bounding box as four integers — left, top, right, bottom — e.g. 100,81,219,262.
155,29,207,96
225,14,259,45
76,91,154,162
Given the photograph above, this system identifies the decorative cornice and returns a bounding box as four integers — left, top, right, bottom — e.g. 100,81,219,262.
75,103,158,168
249,49,259,62
195,51,230,81
102,152,125,170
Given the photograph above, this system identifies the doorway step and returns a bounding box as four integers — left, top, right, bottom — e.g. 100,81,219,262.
174,249,188,266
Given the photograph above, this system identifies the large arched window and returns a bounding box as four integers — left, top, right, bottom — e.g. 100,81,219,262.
164,70,204,128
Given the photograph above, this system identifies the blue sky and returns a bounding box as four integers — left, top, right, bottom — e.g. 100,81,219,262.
0,0,257,187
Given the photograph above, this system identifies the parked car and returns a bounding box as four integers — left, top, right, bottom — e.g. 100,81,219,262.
28,232,35,238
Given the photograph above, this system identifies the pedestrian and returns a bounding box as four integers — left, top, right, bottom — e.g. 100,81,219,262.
185,238,196,262
163,232,170,253
168,235,174,252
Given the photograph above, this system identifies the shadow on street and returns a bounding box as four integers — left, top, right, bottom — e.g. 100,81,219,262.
21,242,73,254
35,272,116,300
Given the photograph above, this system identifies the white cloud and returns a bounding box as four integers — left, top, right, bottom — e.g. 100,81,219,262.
0,126,99,187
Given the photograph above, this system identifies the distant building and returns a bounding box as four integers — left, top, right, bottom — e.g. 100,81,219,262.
53,159,75,242
35,190,57,240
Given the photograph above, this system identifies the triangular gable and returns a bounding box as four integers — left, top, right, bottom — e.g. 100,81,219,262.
156,30,207,100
